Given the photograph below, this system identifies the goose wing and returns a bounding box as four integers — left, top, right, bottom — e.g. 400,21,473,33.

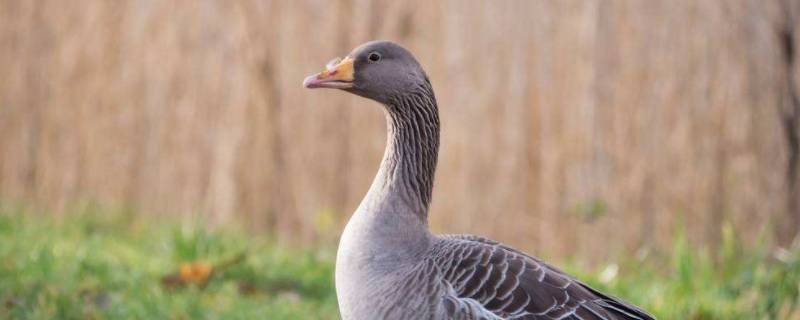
432,235,655,320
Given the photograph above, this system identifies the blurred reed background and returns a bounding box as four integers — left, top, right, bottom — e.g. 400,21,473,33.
1,0,798,264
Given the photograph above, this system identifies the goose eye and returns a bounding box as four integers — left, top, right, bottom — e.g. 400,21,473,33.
367,52,381,63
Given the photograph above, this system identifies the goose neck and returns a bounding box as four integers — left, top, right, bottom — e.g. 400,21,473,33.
368,88,440,220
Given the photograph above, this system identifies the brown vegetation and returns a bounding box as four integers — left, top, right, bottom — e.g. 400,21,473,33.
1,0,798,262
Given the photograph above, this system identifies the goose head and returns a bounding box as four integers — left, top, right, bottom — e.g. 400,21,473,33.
303,40,429,105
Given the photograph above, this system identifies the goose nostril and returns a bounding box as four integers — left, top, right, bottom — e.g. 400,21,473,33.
326,57,342,71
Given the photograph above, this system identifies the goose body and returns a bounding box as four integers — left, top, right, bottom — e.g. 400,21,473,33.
304,41,654,320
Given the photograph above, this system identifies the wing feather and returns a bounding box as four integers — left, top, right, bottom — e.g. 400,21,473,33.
433,235,655,320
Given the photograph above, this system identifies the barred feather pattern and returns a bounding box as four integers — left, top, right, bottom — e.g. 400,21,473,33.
431,235,655,320
346,234,655,320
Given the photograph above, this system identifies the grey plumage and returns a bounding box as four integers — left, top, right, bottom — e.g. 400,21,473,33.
304,40,654,320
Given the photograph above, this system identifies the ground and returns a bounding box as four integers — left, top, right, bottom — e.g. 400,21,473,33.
0,204,797,319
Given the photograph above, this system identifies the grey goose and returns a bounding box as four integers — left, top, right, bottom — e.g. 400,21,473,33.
303,40,654,320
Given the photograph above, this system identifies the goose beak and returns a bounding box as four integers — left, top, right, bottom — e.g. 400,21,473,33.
303,56,355,89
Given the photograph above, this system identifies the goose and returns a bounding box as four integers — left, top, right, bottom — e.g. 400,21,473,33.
303,40,654,320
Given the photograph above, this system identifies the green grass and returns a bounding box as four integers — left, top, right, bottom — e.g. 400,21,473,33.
0,205,338,319
0,204,798,319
